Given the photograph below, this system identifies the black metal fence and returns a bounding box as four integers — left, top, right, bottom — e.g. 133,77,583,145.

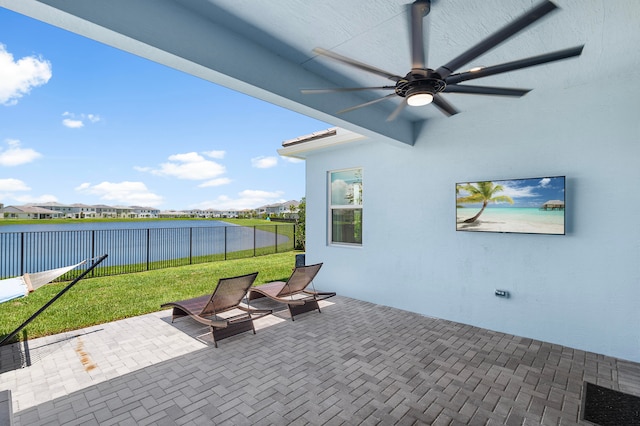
0,224,296,279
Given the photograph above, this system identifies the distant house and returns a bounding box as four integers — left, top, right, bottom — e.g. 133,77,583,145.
205,209,220,218
541,200,565,211
31,202,75,218
130,206,159,218
257,200,300,219
69,203,96,218
0,205,61,220
187,209,210,218
94,204,118,218
158,210,191,218
219,210,239,218
187,209,238,218
114,206,134,218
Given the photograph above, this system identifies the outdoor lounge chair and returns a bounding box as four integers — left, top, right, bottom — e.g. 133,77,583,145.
161,272,271,347
248,263,335,320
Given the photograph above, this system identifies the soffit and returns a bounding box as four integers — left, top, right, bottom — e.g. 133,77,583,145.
1,0,638,145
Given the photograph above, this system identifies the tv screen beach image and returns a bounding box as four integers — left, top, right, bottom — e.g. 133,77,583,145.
456,176,565,235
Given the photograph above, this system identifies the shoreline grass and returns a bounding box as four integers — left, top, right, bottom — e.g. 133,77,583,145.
0,252,298,343
0,217,285,227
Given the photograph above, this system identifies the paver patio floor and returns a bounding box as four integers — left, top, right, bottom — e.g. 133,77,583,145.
1,296,638,425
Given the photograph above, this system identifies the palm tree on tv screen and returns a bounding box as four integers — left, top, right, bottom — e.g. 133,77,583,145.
457,181,514,223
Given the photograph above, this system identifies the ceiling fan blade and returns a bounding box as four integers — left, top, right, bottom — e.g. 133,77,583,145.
386,99,407,122
444,85,531,97
410,0,431,69
445,45,584,85
432,94,459,116
336,93,397,115
313,48,402,82
435,0,558,78
301,86,395,94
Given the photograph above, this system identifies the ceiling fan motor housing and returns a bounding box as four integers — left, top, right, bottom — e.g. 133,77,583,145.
395,70,446,98
308,0,584,118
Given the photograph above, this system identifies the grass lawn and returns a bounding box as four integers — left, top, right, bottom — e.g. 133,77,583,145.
0,252,299,342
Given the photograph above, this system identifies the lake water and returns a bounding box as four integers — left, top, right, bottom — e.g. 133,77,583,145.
0,220,231,233
0,221,293,277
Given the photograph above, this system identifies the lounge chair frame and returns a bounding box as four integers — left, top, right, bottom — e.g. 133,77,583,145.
161,272,271,347
248,263,335,320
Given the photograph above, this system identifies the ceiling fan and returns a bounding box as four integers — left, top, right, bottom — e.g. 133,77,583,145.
302,0,584,120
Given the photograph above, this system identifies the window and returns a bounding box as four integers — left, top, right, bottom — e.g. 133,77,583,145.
329,168,363,245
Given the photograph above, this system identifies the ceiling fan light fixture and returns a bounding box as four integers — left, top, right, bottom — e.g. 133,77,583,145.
406,91,434,107
307,0,584,120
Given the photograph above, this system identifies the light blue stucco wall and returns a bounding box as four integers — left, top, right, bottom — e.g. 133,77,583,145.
303,77,640,362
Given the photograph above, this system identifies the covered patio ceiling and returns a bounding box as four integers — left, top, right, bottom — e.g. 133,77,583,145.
0,0,632,146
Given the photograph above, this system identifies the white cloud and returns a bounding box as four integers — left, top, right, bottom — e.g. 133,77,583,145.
191,189,285,210
62,118,84,128
74,182,91,191
14,193,58,204
499,183,539,199
459,181,548,200
0,44,52,106
0,179,56,205
140,151,226,180
62,112,102,129
76,181,163,206
0,139,42,166
168,152,202,163
198,178,232,188
0,178,31,192
251,156,278,169
203,150,225,159
331,179,349,204
499,178,557,198
539,178,551,187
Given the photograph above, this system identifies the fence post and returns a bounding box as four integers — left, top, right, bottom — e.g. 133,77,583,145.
253,226,256,257
146,228,150,271
20,232,24,276
91,230,96,277
275,225,278,253
224,226,227,261
294,223,297,250
189,227,193,265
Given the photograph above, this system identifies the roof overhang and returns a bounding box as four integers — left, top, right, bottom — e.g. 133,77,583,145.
278,127,367,160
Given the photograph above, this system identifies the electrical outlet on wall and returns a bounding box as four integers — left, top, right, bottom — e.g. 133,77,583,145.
495,290,510,298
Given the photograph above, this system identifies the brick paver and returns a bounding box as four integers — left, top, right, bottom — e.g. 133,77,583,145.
1,296,638,425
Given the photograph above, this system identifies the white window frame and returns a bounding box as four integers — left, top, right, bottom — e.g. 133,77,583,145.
328,167,363,246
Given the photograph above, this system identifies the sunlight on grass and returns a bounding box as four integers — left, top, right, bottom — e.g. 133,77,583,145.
0,252,298,341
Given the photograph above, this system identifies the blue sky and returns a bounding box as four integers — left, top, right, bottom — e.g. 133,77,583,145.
457,177,565,208
0,8,328,210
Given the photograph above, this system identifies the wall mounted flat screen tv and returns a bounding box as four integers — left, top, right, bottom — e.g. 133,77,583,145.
456,176,565,235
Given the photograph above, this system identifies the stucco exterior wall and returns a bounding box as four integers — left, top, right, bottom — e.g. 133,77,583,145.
303,77,640,362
